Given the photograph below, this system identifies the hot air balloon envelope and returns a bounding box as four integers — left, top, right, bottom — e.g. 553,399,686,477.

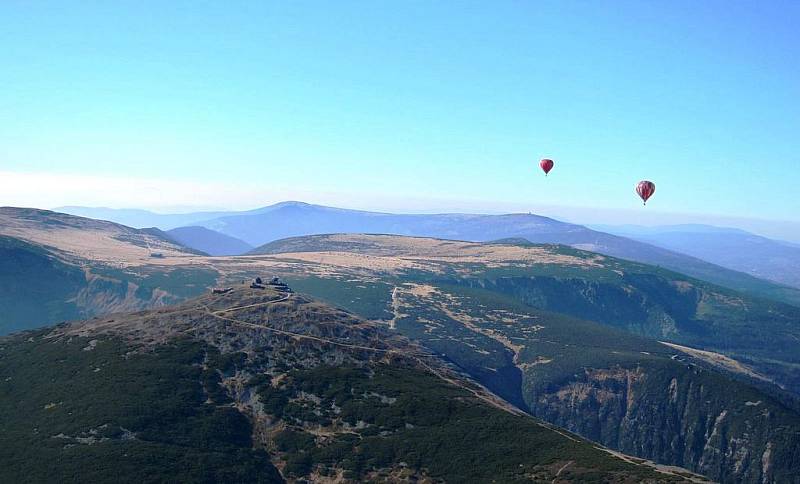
636,180,656,205
540,159,554,175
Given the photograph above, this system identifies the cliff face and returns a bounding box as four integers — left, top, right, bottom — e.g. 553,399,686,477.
73,271,179,317
525,364,800,483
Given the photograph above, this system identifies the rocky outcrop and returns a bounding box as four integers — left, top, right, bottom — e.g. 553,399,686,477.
526,363,800,483
73,271,178,318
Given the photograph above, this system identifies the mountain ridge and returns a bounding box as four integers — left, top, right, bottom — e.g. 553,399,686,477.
56,203,800,306
203,204,800,306
0,284,696,483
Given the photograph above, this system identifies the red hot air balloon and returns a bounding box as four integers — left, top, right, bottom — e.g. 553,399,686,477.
636,180,656,205
540,159,554,176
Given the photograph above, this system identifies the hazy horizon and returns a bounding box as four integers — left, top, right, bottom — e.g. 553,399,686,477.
3,1,799,234
41,198,800,244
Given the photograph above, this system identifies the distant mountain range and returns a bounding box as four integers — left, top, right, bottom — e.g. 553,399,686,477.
166,226,253,256
594,224,800,289
58,202,800,306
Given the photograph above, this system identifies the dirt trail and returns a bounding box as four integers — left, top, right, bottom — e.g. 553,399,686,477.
597,448,711,482
552,461,573,483
213,293,292,312
388,287,402,330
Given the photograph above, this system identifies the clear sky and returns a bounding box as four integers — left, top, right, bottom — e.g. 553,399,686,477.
1,1,798,234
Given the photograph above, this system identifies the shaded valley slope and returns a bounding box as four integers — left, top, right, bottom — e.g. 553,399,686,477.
0,208,217,334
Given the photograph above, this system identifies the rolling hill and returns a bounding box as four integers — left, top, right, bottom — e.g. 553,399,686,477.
0,285,693,483
0,207,205,263
4,208,799,399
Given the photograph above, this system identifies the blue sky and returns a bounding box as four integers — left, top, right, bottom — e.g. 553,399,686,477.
1,1,798,233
